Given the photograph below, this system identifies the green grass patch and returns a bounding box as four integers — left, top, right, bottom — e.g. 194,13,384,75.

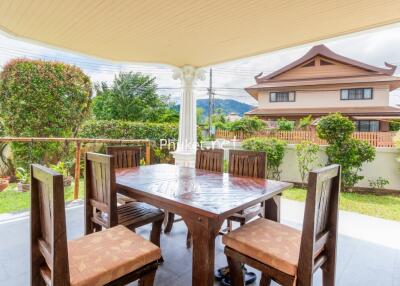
283,188,400,222
0,179,84,214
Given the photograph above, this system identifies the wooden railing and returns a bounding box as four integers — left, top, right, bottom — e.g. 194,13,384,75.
215,129,397,147
0,137,152,199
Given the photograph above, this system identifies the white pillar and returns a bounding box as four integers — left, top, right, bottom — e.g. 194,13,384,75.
172,65,205,167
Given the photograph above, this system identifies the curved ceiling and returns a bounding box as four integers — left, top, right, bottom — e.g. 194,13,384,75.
0,0,400,67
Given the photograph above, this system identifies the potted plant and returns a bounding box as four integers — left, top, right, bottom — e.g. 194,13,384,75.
16,167,30,192
0,177,9,192
49,161,73,186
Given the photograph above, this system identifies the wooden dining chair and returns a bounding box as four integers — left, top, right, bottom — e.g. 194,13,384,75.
226,149,266,231
107,145,142,204
30,164,160,286
195,148,224,172
106,145,141,168
84,152,165,255
223,164,341,286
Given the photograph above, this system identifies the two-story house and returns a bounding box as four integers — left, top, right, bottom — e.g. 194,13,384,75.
245,45,400,131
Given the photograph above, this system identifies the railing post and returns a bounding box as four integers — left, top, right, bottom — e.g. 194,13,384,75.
145,141,151,165
73,141,81,200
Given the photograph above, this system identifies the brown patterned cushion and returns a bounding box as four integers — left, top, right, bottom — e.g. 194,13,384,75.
68,225,161,286
222,218,301,276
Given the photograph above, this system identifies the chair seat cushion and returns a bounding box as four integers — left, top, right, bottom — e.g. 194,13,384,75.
68,225,161,286
222,218,301,276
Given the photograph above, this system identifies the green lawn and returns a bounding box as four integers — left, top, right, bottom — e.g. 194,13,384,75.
0,179,84,214
284,188,400,222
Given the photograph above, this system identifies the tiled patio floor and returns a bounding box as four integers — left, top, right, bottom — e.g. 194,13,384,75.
0,199,399,286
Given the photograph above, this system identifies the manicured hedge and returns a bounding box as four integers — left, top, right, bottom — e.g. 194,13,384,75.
78,120,179,142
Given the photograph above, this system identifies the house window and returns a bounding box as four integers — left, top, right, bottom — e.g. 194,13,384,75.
355,120,379,132
341,88,373,100
270,91,295,102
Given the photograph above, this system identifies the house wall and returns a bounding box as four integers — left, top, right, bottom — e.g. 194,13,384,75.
257,84,390,109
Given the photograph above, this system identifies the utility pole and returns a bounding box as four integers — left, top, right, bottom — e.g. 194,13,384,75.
208,68,214,136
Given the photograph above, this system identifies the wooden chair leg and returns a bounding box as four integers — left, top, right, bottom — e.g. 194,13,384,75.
150,218,164,263
164,212,175,233
138,269,157,286
226,219,232,232
227,256,244,286
186,230,192,248
260,273,272,286
150,218,163,247
322,268,335,286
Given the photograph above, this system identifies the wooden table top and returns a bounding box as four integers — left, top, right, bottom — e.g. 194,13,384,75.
116,164,293,218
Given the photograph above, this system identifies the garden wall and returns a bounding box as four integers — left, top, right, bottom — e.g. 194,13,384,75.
211,141,400,191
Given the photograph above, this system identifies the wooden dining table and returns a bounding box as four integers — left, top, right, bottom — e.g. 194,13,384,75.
115,164,293,286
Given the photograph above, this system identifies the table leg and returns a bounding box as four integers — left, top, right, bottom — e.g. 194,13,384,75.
264,194,281,222
184,217,222,286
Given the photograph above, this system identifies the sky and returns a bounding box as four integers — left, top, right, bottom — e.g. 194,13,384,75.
0,24,400,106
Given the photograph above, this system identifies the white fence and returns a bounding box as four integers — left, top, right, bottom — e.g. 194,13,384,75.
210,142,400,190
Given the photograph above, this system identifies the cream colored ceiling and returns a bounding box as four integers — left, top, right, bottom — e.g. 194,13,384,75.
0,0,400,67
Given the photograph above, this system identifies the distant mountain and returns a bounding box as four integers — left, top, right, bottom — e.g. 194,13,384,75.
173,99,255,122
196,99,254,118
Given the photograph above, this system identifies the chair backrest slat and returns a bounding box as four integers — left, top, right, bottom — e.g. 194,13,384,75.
297,164,341,285
85,152,117,232
30,164,70,285
107,146,141,168
228,150,266,178
195,149,224,173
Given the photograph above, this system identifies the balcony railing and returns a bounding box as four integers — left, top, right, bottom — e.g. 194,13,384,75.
0,137,152,199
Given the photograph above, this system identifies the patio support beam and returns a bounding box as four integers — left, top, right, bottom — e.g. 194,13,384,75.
172,65,205,167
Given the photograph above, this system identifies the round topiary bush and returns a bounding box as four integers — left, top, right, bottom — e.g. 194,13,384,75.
0,59,92,168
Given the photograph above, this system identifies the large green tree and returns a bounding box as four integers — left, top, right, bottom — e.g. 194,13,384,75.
92,72,178,122
0,59,92,168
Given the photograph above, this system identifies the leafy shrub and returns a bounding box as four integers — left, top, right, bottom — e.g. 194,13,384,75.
242,137,287,179
227,117,265,134
16,167,29,184
298,115,313,130
49,161,73,177
277,118,295,131
295,141,320,187
0,59,92,168
317,113,355,144
317,113,375,189
368,177,389,189
325,139,375,188
79,120,178,142
389,120,400,131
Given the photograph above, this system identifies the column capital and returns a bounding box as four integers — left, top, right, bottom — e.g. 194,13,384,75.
172,65,206,88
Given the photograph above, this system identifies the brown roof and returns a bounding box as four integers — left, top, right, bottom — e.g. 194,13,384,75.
255,44,396,83
246,106,400,117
